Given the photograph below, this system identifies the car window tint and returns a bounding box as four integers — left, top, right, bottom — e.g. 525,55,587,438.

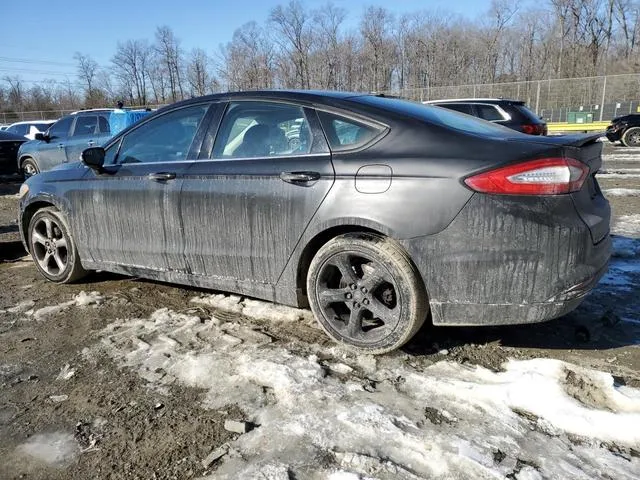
8,124,27,136
439,104,474,115
317,111,381,150
476,105,504,121
72,116,98,136
48,116,74,138
213,102,312,158
97,116,111,134
116,104,208,164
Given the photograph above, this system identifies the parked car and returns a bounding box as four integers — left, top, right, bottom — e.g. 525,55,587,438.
6,120,56,140
605,114,640,146
16,109,114,178
0,125,9,131
424,98,548,135
18,91,610,353
0,130,28,175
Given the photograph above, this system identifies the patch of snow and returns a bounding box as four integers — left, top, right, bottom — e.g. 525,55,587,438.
31,291,104,320
613,215,640,237
600,168,640,174
604,188,640,197
191,293,314,324
603,152,640,161
56,364,75,381
598,173,640,179
6,299,35,313
16,431,77,466
94,309,640,480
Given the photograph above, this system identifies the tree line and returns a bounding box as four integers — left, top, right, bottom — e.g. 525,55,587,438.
1,0,639,114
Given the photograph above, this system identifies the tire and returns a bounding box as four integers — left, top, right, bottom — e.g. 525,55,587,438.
21,158,39,179
622,127,640,147
28,207,88,283
307,233,428,354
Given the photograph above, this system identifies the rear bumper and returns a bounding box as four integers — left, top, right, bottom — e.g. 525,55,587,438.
401,193,611,326
605,128,622,142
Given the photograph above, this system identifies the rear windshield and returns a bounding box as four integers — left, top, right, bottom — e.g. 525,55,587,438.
512,104,541,122
353,96,520,137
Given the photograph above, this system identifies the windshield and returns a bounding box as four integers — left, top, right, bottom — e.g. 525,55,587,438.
353,96,521,137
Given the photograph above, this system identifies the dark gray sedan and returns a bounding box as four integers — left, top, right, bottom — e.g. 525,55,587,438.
17,91,610,353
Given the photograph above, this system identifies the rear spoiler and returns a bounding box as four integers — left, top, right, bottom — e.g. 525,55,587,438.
507,132,603,148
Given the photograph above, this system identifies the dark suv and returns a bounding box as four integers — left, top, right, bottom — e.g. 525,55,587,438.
424,98,547,135
605,114,640,147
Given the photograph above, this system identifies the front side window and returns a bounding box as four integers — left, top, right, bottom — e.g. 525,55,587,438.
115,104,208,164
213,102,312,158
72,116,98,136
48,116,74,138
476,105,505,122
317,111,383,150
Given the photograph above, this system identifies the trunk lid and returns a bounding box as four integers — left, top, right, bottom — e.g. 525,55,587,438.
508,133,610,244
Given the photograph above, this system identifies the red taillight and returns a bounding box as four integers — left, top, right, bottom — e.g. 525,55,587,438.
522,124,544,135
464,158,589,195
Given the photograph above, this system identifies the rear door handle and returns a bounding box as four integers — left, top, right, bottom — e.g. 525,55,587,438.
280,171,321,184
57,143,65,149
148,172,176,182
87,140,95,146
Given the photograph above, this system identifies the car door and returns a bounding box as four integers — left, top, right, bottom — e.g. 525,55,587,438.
37,116,74,171
180,100,334,285
69,103,213,272
65,114,100,163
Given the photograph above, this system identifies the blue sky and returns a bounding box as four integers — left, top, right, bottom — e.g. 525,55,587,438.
2,0,494,86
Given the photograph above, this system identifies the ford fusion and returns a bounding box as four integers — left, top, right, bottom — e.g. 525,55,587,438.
18,91,611,353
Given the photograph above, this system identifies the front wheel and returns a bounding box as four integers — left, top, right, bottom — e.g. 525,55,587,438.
21,158,39,179
28,207,88,283
307,233,428,354
622,127,640,147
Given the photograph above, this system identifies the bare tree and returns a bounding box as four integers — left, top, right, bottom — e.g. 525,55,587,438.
111,39,151,105
155,26,185,101
270,1,313,88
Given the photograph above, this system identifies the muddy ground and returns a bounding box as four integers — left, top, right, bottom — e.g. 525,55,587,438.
0,142,639,479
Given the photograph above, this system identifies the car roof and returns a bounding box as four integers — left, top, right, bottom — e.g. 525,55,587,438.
69,108,117,115
424,98,525,105
8,120,56,126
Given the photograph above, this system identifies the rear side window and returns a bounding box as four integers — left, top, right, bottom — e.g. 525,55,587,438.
317,111,383,151
476,105,505,121
354,96,517,137
72,115,98,136
48,116,74,138
438,104,474,115
8,124,28,136
513,104,541,122
213,102,312,158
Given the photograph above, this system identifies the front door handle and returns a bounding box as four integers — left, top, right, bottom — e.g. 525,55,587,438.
57,143,65,149
87,140,95,146
148,172,176,182
280,171,321,184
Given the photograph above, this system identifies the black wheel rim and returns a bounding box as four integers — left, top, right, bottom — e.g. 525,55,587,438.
31,216,68,276
315,251,402,344
629,131,640,146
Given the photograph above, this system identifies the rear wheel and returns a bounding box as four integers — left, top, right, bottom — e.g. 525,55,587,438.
622,127,640,147
21,158,39,179
28,207,87,283
307,233,428,354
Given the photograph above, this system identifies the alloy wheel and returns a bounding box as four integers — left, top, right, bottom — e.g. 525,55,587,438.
315,251,402,343
31,216,68,276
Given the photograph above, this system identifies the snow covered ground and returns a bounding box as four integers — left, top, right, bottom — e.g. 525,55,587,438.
83,300,639,480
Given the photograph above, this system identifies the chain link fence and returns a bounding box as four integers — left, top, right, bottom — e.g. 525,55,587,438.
3,73,640,124
381,73,640,123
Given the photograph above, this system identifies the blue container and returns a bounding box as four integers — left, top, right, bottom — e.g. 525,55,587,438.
109,110,152,135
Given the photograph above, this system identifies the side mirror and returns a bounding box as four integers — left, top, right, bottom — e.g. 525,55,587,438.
34,132,48,142
81,147,106,171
